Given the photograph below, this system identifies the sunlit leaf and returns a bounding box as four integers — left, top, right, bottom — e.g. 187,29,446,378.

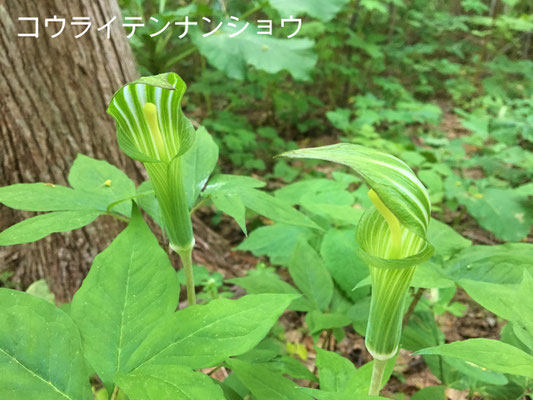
192,23,317,81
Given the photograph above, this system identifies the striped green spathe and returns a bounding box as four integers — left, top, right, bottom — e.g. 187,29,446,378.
107,73,195,250
280,143,434,359
107,73,195,163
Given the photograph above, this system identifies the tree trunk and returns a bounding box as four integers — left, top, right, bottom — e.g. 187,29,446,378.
0,0,140,301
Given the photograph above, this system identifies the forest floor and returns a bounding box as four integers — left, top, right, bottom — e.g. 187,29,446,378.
188,105,521,399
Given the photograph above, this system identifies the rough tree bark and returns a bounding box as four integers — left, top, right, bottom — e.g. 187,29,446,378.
0,0,141,301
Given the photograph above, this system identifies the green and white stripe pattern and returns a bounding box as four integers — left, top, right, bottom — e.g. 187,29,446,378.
107,73,195,163
280,143,434,359
107,73,195,251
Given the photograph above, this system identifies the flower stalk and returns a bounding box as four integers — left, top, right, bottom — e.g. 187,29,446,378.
107,73,197,306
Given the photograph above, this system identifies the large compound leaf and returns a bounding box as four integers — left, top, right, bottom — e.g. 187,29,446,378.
70,207,179,385
192,23,317,81
117,364,224,400
0,155,136,245
269,0,350,22
0,156,135,216
0,290,92,400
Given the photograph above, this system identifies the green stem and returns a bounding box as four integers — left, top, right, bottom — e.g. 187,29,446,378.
190,197,209,215
106,190,155,214
104,212,130,223
402,287,425,328
208,364,222,376
159,0,166,14
163,46,198,70
176,246,196,306
368,358,387,396
241,1,267,20
110,386,120,400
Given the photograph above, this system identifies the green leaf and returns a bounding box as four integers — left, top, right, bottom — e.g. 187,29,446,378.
204,174,266,192
237,224,314,266
415,338,533,378
343,357,396,394
0,155,138,245
192,23,317,81
68,154,136,216
275,179,349,206
427,219,471,260
315,347,356,392
181,126,219,209
134,181,161,225
280,143,431,238
320,228,369,300
300,388,390,400
269,0,350,22
410,386,446,400
0,210,101,246
240,189,321,230
0,289,92,400
228,269,313,311
411,261,455,289
443,356,508,385
289,240,333,311
457,188,532,242
447,243,533,284
205,175,321,231
306,311,352,334
401,311,443,352
126,294,296,371
0,156,135,217
0,183,86,212
261,356,318,382
26,279,55,304
458,280,517,321
226,358,313,400
460,272,533,352
70,207,179,385
300,190,363,227
211,193,248,234
117,364,225,400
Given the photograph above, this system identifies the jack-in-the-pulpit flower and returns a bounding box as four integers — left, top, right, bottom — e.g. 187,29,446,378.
280,143,434,395
107,73,197,304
